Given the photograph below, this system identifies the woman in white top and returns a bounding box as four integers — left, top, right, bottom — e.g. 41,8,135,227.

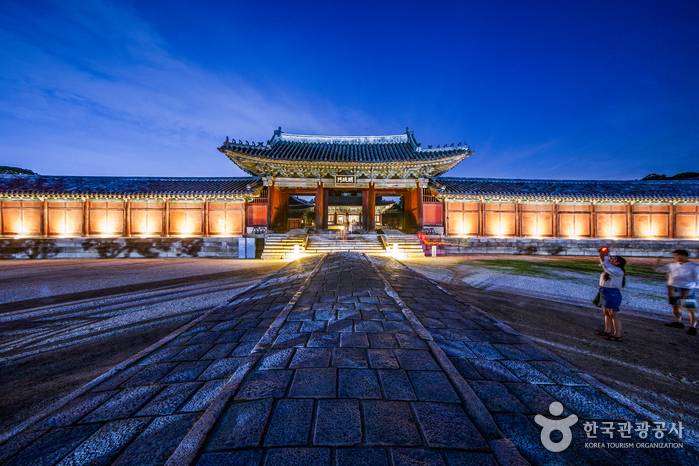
596,247,626,341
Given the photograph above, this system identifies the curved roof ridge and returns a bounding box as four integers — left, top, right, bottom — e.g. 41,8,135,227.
277,132,409,145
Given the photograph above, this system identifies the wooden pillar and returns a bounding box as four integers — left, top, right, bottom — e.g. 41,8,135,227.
367,182,376,231
83,199,90,236
669,204,675,239
625,203,632,238
515,202,521,237
42,199,48,238
590,204,596,238
125,199,131,237
552,203,559,237
478,200,485,236
204,200,210,236
164,199,170,237
243,201,249,235
361,190,368,230
628,203,635,238
315,182,324,231
416,182,424,231
279,190,289,231
322,188,329,229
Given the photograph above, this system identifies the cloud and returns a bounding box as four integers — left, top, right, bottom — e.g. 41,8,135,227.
0,0,375,176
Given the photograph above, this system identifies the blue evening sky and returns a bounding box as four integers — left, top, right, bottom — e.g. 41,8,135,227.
1,0,697,179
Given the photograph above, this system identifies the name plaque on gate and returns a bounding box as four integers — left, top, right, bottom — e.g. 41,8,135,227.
335,175,356,186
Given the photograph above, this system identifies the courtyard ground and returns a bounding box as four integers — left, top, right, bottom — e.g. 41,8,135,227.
405,255,699,448
0,259,284,431
0,254,696,464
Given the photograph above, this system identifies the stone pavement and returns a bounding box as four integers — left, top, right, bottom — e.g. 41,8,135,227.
0,252,696,465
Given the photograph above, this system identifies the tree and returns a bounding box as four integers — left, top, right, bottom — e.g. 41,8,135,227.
0,166,36,175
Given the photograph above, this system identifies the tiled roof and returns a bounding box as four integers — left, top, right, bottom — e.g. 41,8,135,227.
219,128,470,163
434,177,699,202
0,175,260,197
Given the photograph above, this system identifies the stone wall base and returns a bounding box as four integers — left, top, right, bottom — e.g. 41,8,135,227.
425,236,699,258
0,237,261,260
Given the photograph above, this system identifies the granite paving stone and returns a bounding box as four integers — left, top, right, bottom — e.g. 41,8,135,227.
377,369,417,401
264,399,314,446
197,450,264,465
81,385,161,423
367,349,400,369
57,418,150,466
264,447,331,466
313,399,362,446
112,414,198,465
413,402,487,449
180,379,226,412
394,349,440,370
40,391,117,428
136,382,202,416
335,447,389,466
288,368,337,398
363,400,422,446
206,398,274,450
408,371,460,402
235,369,293,400
339,332,369,348
391,448,446,466
469,381,528,413
162,360,212,383
289,348,332,368
198,357,245,380
338,368,382,399
332,348,368,368
5,425,99,466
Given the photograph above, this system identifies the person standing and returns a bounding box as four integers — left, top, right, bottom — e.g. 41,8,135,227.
657,249,699,336
597,246,626,341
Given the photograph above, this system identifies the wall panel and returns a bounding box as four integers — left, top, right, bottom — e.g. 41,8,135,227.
1,200,43,236
595,204,628,238
209,201,244,236
632,204,669,238
674,205,699,238
89,200,125,236
130,200,165,236
446,201,479,236
558,204,591,237
520,203,554,237
168,201,204,236
484,202,516,237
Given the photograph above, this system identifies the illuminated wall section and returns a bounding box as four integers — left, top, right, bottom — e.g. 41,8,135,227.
632,204,669,238
558,204,591,237
422,203,443,226
445,201,479,236
88,200,125,236
595,204,628,238
520,203,554,237
484,202,516,237
1,200,42,236
130,200,165,236
208,201,244,236
47,200,83,236
674,205,699,238
169,201,204,236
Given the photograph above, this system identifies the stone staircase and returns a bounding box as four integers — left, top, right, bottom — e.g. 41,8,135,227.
305,234,385,255
382,234,426,258
260,233,306,260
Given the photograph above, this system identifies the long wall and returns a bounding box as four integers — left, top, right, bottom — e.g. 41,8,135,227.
442,200,699,240
0,198,246,238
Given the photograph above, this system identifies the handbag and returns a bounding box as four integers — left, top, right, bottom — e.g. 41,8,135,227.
592,290,602,308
